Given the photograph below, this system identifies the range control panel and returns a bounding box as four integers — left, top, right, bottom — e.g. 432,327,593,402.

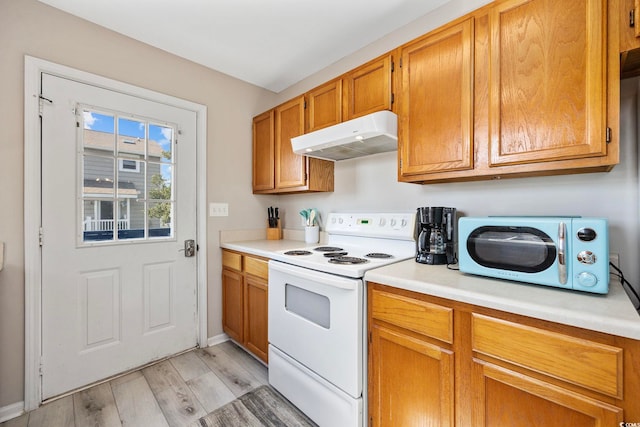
325,212,416,240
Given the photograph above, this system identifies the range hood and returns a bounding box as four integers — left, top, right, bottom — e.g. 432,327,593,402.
291,110,398,161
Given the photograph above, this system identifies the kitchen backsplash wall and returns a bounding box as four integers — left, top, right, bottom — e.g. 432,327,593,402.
271,77,640,291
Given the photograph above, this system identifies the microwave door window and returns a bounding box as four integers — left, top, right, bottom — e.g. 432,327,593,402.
467,226,557,273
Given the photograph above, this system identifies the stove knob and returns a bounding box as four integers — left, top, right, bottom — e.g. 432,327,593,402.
338,218,343,224
401,219,407,227
379,218,386,227
390,218,397,227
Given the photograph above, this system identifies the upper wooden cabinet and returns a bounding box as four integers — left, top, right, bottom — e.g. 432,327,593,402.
398,18,474,178
252,110,275,192
252,97,334,194
620,0,640,52
399,0,619,184
343,53,395,121
488,0,607,166
306,79,342,133
620,0,640,78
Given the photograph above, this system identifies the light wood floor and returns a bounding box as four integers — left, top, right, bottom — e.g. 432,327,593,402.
1,341,269,427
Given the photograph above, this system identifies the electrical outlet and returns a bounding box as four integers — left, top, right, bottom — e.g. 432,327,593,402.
209,202,229,217
609,253,619,267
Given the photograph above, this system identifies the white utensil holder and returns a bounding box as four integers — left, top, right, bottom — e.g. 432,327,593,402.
304,225,319,244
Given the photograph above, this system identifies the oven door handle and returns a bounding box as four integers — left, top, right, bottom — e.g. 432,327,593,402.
269,261,358,291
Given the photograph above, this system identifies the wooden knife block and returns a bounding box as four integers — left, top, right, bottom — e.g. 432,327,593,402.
266,220,282,240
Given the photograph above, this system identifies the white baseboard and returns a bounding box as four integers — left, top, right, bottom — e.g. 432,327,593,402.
0,401,25,423
207,333,229,347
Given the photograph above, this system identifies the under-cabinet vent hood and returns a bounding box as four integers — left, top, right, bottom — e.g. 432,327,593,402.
291,110,397,161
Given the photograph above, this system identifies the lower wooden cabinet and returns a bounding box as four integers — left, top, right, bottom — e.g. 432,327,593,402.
367,283,639,426
222,249,269,363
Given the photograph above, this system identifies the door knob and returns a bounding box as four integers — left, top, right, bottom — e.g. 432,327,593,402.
180,239,196,257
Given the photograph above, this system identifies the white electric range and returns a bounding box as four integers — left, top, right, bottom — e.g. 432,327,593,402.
268,212,416,427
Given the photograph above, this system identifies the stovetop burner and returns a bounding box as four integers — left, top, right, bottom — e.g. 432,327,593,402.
323,251,348,258
314,246,344,252
284,250,313,256
365,252,393,259
328,256,369,265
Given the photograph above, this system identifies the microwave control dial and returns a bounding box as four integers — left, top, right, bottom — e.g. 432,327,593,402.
577,228,597,242
577,250,596,265
577,271,598,287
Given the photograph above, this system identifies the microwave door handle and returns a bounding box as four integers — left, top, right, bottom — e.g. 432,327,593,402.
557,222,568,285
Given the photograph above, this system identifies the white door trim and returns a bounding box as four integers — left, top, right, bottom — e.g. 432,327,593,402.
23,55,208,411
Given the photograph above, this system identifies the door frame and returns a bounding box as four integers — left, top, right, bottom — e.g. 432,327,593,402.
23,56,208,410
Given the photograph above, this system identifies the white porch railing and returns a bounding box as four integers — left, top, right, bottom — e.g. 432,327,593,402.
83,219,130,231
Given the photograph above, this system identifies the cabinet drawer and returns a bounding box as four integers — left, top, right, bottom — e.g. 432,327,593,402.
471,314,623,398
222,250,242,271
244,256,269,280
370,289,453,344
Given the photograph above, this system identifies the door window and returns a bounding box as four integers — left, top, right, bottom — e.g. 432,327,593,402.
80,108,176,244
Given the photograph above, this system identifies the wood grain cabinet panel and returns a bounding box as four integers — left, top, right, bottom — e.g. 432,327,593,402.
370,288,453,343
488,0,608,166
398,18,474,178
221,250,268,363
369,323,454,427
343,54,394,121
252,110,275,192
307,79,342,132
244,275,268,362
620,0,640,53
472,360,623,427
472,313,623,398
222,268,243,343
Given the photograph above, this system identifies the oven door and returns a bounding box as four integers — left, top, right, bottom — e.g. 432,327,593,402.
268,260,363,398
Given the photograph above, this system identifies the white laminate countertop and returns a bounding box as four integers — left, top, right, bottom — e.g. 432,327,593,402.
221,239,318,259
220,239,640,340
365,260,640,340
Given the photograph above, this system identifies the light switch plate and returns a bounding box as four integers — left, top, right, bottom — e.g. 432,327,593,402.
209,202,229,217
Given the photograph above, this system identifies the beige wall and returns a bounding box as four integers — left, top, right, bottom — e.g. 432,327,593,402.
0,0,277,408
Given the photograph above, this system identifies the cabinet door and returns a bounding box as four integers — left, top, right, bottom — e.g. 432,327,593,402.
222,268,243,343
307,79,342,132
489,0,607,166
620,0,640,53
399,19,474,177
252,110,275,192
244,275,268,363
343,54,393,120
472,360,623,426
369,323,454,427
275,96,307,190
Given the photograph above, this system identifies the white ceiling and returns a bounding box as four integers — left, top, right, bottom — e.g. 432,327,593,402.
37,0,450,93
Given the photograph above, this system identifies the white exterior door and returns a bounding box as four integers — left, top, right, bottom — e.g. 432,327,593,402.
40,73,198,399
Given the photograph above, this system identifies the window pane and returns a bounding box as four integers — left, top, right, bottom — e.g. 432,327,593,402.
118,160,144,199
118,117,146,159
147,163,172,201
149,124,173,163
83,155,114,197
148,201,173,238
117,198,146,240
82,199,114,242
83,111,115,154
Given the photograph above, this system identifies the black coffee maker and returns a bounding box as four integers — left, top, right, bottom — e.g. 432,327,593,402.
416,207,457,265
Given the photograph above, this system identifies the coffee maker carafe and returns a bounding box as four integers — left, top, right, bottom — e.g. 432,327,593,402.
416,207,457,265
